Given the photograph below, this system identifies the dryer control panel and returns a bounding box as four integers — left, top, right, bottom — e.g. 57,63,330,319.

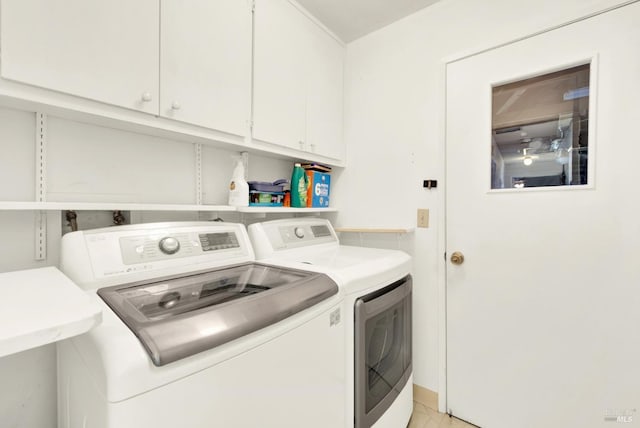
248,219,339,258
279,223,332,244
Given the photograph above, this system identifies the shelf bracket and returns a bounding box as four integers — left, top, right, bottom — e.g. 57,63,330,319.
34,211,47,261
36,112,47,203
195,143,202,205
240,151,249,178
35,112,47,261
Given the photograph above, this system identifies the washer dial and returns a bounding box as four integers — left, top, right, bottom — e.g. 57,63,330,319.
294,227,305,239
158,236,180,254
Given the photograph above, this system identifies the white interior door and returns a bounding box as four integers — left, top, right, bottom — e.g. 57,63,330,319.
446,4,640,428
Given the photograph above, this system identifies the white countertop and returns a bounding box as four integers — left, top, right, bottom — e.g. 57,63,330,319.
0,266,102,358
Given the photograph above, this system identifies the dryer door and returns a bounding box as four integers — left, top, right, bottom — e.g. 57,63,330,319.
354,275,412,428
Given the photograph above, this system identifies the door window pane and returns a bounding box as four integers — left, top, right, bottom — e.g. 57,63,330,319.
491,64,590,189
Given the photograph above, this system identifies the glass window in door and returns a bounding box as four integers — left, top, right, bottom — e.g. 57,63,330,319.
491,64,590,189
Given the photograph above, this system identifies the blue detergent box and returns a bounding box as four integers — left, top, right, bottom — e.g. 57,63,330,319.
305,170,331,207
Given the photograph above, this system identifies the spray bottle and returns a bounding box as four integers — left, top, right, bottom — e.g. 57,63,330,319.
228,157,249,207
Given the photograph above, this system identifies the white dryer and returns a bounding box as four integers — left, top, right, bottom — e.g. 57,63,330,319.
248,218,413,428
58,221,346,428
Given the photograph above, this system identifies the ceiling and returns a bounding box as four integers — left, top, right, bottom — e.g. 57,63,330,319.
493,121,562,163
296,0,442,42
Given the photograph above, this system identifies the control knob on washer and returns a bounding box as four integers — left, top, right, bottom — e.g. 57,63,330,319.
294,227,305,239
159,237,180,254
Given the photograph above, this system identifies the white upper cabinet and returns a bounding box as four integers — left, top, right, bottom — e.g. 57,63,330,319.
305,21,345,161
253,0,345,161
0,0,160,114
160,0,251,136
253,0,307,151
0,0,343,162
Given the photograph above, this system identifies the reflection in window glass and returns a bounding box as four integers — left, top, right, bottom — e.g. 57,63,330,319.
491,64,590,189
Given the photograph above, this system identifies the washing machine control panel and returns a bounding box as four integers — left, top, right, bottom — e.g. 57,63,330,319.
63,222,253,284
120,233,199,264
119,231,241,265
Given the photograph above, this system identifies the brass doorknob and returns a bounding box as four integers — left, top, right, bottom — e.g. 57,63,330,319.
450,251,464,265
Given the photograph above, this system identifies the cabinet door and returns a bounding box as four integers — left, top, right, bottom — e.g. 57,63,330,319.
0,0,159,113
160,0,251,136
305,24,344,160
253,0,307,150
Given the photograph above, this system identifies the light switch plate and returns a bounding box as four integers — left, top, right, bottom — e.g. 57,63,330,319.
417,209,429,228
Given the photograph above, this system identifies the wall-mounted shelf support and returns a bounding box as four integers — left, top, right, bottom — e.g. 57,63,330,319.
195,143,203,205
34,112,47,261
241,151,249,178
34,211,46,261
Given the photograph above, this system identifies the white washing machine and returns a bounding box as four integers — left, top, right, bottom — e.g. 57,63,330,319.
248,218,413,428
58,221,346,428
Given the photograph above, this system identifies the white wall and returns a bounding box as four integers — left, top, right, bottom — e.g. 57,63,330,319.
0,108,294,427
1,0,634,424
338,0,631,391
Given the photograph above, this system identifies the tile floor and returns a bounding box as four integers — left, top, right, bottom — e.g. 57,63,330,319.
408,401,477,428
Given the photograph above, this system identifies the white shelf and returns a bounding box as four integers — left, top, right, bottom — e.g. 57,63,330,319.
236,206,337,213
0,267,102,358
334,227,414,234
0,201,339,214
0,201,236,212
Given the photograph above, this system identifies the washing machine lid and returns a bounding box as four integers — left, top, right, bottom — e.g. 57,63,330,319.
97,262,337,366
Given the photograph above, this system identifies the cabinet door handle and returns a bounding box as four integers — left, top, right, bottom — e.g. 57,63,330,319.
310,143,315,152
171,101,182,110
298,140,305,150
141,92,153,102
